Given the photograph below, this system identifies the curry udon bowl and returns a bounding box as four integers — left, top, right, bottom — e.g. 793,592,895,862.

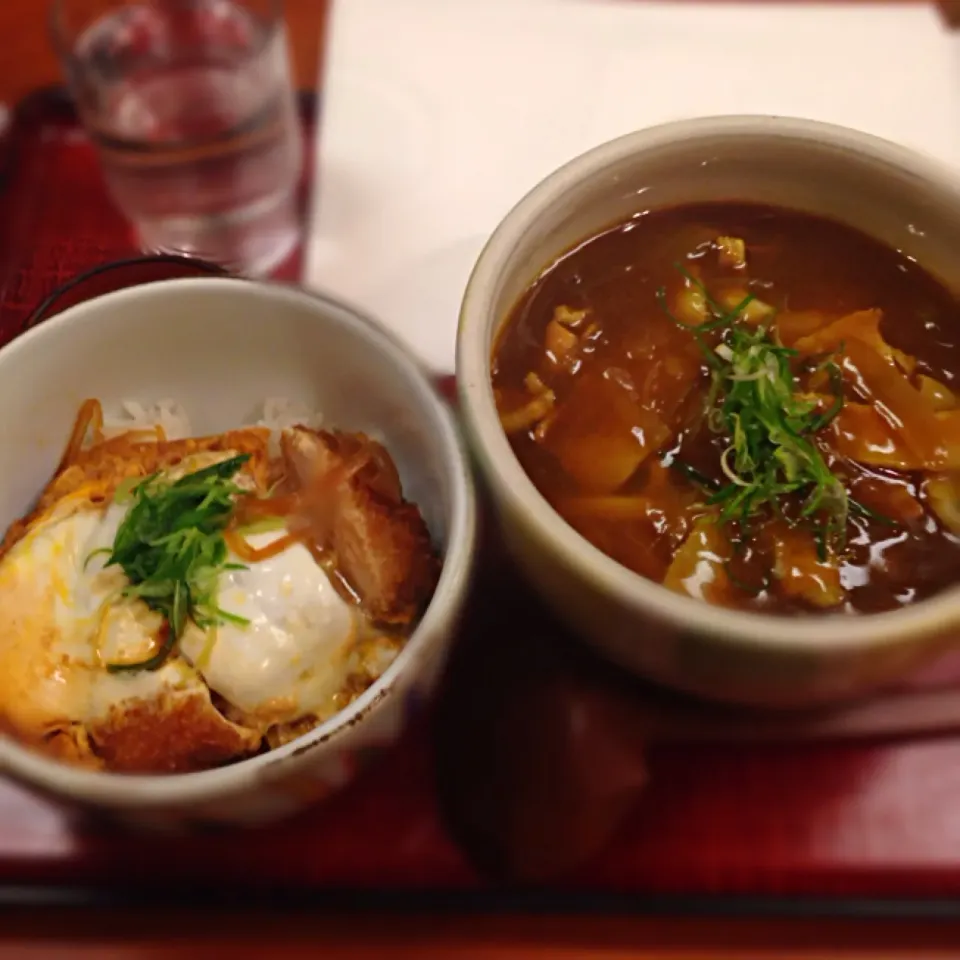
458,115,960,709
0,277,476,828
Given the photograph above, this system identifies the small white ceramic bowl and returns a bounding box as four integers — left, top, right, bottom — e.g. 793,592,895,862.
0,277,476,828
458,115,960,709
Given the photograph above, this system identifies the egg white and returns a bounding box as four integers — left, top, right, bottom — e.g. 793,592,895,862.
178,530,360,723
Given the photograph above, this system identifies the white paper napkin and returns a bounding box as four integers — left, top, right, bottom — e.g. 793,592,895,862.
305,0,960,374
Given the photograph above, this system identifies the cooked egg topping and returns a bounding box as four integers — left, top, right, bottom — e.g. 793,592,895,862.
0,407,442,773
0,452,367,768
0,499,202,745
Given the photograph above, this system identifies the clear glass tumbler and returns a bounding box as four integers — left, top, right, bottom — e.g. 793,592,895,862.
51,0,304,275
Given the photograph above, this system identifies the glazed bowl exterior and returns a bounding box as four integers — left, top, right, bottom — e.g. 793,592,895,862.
0,277,476,828
458,115,960,709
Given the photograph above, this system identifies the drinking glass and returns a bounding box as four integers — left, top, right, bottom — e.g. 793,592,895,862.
50,0,304,275
27,255,228,328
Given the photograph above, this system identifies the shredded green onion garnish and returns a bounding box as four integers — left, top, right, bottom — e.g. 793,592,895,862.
100,454,253,673
658,265,850,558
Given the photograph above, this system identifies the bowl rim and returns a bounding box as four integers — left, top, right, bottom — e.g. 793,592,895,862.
0,276,477,805
457,113,960,654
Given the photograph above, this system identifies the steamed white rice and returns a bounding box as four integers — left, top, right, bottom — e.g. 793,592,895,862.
101,398,323,451
102,399,194,441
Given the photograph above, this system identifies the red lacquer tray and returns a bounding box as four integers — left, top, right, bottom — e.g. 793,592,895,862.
3,87,960,910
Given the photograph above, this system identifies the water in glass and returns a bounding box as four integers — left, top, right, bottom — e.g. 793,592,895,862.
61,0,303,274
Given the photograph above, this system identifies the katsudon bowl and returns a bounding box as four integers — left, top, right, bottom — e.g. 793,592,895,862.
0,276,476,828
458,115,960,709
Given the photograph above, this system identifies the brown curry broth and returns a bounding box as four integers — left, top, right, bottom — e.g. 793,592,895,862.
491,203,960,615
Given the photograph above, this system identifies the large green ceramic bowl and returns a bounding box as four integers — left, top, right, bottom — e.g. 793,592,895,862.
457,115,960,709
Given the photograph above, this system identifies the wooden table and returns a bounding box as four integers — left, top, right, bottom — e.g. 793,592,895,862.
1,0,956,106
0,0,333,105
3,909,960,959
2,0,960,957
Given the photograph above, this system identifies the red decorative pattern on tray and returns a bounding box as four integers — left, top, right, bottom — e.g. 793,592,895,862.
3,88,960,900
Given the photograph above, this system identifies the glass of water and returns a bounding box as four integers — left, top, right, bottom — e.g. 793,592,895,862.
50,0,304,276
